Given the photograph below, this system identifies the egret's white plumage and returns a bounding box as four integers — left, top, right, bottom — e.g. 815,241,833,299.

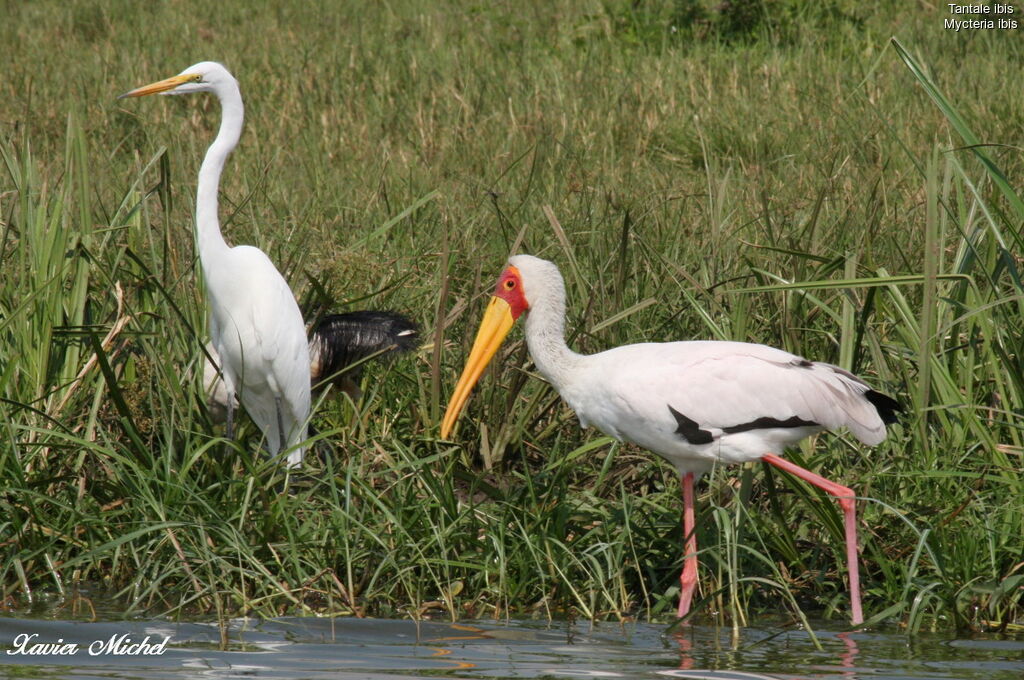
122,62,310,467
442,254,899,625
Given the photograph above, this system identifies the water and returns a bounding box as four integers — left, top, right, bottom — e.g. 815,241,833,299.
1,616,1021,680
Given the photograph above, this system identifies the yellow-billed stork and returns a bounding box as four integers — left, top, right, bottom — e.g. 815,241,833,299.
440,254,899,625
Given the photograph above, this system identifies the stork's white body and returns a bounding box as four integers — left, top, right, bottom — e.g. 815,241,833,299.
553,341,886,475
513,255,891,476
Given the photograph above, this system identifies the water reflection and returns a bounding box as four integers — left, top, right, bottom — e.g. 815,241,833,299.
0,616,1020,680
666,626,863,679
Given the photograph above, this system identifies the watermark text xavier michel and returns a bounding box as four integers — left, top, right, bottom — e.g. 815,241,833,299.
945,4,1019,30
6,632,170,657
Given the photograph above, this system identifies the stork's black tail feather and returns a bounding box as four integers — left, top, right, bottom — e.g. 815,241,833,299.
310,311,419,385
865,389,901,424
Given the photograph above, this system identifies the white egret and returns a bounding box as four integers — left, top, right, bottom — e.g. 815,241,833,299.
121,62,310,467
441,254,900,625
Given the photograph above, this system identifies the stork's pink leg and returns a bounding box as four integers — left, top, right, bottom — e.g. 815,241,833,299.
762,453,864,626
677,471,698,619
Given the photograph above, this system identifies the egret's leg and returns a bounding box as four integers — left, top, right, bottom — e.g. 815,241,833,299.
762,453,863,626
225,392,235,441
677,471,698,619
274,396,287,453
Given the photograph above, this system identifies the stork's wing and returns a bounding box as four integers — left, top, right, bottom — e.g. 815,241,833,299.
592,341,893,446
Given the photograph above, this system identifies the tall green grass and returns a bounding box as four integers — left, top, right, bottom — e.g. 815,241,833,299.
1,1,1021,632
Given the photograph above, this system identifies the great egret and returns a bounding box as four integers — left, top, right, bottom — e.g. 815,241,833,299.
204,310,419,420
441,254,900,625
121,62,311,467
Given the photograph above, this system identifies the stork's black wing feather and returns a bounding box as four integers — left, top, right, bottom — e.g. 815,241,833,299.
865,389,901,424
310,311,419,385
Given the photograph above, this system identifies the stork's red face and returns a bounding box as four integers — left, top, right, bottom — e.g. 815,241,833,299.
493,265,529,320
440,265,528,438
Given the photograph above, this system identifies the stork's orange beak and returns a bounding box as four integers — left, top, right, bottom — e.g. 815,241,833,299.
117,72,199,99
440,296,517,438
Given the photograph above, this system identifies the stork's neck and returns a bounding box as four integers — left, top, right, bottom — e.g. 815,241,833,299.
195,84,244,264
523,286,583,390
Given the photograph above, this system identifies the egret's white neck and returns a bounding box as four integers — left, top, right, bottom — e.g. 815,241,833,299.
522,278,583,390
195,83,244,264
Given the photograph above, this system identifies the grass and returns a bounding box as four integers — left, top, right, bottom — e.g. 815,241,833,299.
1,1,1022,633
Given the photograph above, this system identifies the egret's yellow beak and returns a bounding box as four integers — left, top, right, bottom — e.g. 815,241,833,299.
440,296,517,438
117,73,199,99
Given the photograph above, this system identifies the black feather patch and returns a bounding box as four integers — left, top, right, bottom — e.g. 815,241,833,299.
865,390,901,424
669,406,819,445
723,415,818,433
310,311,419,386
668,405,715,445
